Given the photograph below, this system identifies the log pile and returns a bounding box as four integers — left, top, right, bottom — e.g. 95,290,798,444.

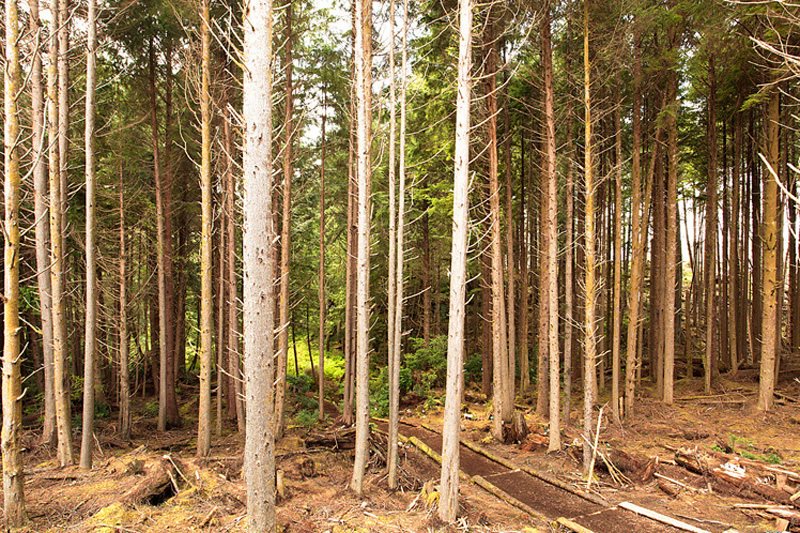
675,447,799,507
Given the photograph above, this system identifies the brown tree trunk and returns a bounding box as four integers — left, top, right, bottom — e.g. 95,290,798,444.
758,89,780,411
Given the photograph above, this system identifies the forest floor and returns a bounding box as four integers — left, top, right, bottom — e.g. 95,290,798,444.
7,369,800,532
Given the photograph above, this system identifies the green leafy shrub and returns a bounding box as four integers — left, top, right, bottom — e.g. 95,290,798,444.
369,367,390,417
403,335,448,391
293,409,319,428
143,400,159,418
465,353,483,384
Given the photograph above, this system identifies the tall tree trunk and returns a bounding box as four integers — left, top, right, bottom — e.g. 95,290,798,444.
503,48,516,409
439,0,472,520
48,0,73,465
703,52,718,393
197,0,213,457
729,106,742,373
29,0,57,447
486,15,511,442
119,165,131,441
519,128,531,395
275,1,295,439
351,0,373,495
389,0,409,491
3,0,27,521
582,0,597,471
386,0,399,490
758,89,780,411
562,27,575,421
611,88,623,422
80,0,99,469
624,31,644,417
663,25,680,404
242,0,276,525
541,5,560,451
318,94,327,422
150,42,180,430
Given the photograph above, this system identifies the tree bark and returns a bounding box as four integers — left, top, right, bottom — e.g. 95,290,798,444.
196,0,213,457
275,1,295,440
611,87,623,423
4,0,27,520
119,165,131,441
48,0,73,464
541,5,560,452
663,23,680,404
582,1,597,472
439,0,472,520
29,0,57,447
486,15,511,442
80,0,99,469
703,52,718,393
242,0,277,525
351,0,373,496
758,89,780,411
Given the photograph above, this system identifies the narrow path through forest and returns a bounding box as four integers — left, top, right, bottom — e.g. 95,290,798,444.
381,420,694,533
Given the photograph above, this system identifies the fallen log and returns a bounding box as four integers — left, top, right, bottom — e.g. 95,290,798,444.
618,501,712,533
121,457,178,505
675,448,793,505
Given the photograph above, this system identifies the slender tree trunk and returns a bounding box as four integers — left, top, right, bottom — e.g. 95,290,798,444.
351,0,373,495
3,0,27,520
29,0,57,447
624,32,644,417
150,42,179,430
439,0,472,519
196,0,213,456
48,0,73,464
663,24,680,404
80,0,99,469
562,30,575,422
503,50,516,410
318,97,327,422
486,16,511,442
389,0,409,490
242,0,276,525
611,88,623,423
519,128,531,395
386,0,399,490
703,53,718,394
582,1,597,471
541,5,560,451
216,199,227,434
119,165,131,441
758,89,780,411
275,1,295,439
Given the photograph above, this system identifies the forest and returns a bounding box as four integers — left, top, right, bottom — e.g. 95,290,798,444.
2,0,800,530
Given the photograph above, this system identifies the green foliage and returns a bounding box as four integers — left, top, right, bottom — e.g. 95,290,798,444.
293,409,320,428
369,367,391,418
143,401,159,418
465,353,483,385
70,375,84,403
403,336,448,391
714,434,783,464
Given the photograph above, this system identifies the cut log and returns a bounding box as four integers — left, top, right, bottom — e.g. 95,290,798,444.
618,501,712,533
121,458,178,505
676,447,794,505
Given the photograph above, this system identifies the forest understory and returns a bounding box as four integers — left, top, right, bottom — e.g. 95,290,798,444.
10,367,800,533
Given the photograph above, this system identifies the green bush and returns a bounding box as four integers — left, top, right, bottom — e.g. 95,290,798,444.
403,335,448,391
369,367,390,417
143,400,159,418
293,409,319,428
465,353,483,384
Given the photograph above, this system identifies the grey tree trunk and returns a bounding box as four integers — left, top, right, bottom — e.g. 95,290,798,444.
80,0,99,469
242,0,277,526
350,0,373,496
29,0,57,447
439,0,472,520
4,0,28,521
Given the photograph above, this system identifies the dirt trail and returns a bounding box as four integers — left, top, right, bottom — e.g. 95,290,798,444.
387,421,695,533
